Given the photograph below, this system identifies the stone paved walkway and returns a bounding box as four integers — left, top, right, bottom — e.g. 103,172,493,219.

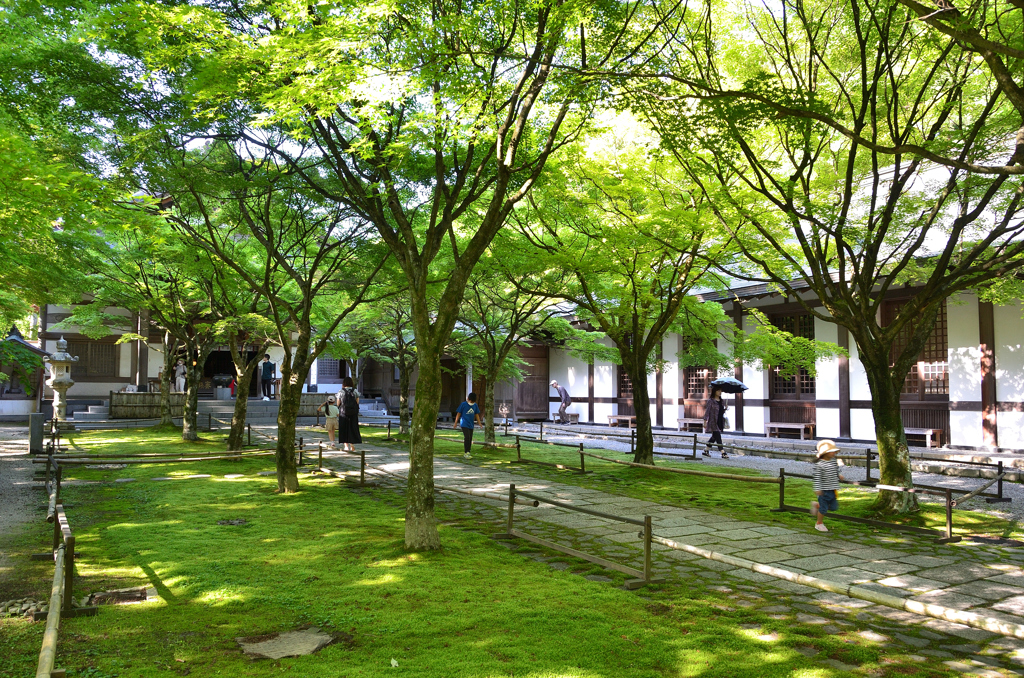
318,441,1024,676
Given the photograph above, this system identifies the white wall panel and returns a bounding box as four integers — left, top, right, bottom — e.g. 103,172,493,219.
814,319,839,400
948,293,981,403
951,411,983,447
996,412,1024,450
850,409,875,441
994,301,1024,402
816,407,840,438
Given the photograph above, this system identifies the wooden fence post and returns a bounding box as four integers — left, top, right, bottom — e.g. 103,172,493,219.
506,484,516,535
579,443,585,473
643,515,653,583
945,488,954,541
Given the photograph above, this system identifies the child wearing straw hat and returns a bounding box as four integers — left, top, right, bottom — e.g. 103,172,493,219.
810,439,844,532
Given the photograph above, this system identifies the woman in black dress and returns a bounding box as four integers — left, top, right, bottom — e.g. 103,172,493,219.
702,386,728,459
337,377,362,452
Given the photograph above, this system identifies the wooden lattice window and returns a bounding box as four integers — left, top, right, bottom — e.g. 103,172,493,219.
685,366,714,399
617,368,633,399
883,299,948,398
770,314,815,399
68,342,118,379
317,357,343,382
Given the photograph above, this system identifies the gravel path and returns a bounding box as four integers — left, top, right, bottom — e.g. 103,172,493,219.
0,426,35,592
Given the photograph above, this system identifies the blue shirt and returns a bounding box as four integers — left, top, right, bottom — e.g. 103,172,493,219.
457,402,480,429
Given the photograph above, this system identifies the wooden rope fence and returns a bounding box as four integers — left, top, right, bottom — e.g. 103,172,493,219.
580,451,782,484
771,468,1011,544
495,484,665,590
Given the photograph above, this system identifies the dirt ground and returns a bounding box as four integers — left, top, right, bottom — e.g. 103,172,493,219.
0,426,37,595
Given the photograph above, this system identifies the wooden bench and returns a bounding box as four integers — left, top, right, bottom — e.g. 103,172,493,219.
765,422,816,440
608,415,636,428
905,428,944,448
677,418,704,432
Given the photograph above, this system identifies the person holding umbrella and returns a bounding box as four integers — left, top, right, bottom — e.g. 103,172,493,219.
703,377,748,459
702,385,728,458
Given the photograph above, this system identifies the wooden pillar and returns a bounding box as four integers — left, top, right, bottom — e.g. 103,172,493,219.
732,304,744,432
655,344,663,427
588,362,595,423
838,326,851,440
980,301,998,447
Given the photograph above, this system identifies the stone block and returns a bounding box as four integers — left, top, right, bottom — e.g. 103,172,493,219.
778,553,863,571
945,580,1024,602
28,413,44,454
875,575,947,594
909,589,987,610
855,560,920,576
917,562,1004,585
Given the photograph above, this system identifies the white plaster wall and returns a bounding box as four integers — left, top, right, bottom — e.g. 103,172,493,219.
118,343,130,378
147,344,162,378
814,319,839,400
848,337,872,401
997,412,1024,450
548,347,588,421
0,400,37,415
740,313,767,400
948,293,981,403
743,405,766,434
994,301,1024,402
594,337,616,421
816,407,840,439
660,334,679,428
951,411,983,447
850,409,876,441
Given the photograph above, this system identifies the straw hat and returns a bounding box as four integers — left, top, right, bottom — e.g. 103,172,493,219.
815,439,840,458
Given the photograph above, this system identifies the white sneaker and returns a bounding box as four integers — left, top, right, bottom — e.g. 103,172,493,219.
262,396,269,401
814,523,829,532
464,453,472,459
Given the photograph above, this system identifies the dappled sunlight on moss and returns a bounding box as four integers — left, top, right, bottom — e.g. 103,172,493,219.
106,520,182,531
196,588,249,605
354,573,402,586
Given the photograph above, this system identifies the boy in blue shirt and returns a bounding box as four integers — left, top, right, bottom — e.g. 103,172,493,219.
454,392,483,459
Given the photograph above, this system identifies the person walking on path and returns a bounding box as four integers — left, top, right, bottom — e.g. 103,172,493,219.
336,377,362,452
318,395,340,448
810,439,844,532
550,380,571,424
260,354,276,400
454,392,483,459
702,386,728,458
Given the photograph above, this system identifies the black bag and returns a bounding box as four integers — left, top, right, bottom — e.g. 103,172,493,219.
342,388,358,417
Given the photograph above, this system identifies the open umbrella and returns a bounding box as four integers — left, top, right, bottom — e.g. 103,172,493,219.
709,377,749,394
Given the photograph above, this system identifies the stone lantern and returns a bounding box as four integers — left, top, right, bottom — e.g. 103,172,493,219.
44,336,78,425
